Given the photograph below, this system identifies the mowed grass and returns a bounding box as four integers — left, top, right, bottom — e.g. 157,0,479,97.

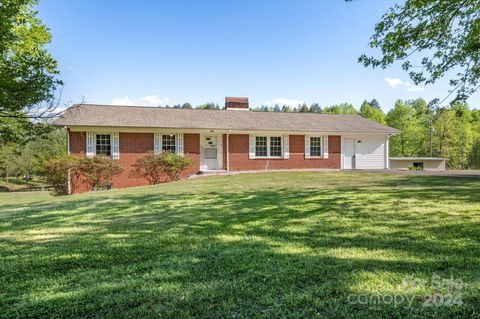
1,172,480,318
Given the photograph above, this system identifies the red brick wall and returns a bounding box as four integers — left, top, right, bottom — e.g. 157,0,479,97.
68,131,340,193
68,132,200,193
183,133,201,177
225,134,341,171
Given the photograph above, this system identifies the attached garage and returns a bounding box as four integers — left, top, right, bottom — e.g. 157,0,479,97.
389,157,446,171
341,134,390,169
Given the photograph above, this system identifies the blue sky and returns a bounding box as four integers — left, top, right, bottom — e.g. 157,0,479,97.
38,0,479,112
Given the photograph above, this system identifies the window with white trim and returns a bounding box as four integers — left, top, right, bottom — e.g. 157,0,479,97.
310,136,322,157
270,136,282,157
255,136,267,157
162,134,176,152
96,134,111,156
255,136,282,157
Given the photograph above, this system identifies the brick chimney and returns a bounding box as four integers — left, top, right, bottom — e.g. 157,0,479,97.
225,97,249,110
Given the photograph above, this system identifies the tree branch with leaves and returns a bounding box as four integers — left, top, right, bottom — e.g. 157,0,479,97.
359,0,480,103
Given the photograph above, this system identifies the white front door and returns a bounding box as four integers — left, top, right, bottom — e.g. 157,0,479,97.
344,139,356,169
201,135,222,170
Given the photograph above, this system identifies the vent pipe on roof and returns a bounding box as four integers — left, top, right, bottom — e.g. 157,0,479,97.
225,97,249,110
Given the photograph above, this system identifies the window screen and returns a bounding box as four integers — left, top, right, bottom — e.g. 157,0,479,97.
255,136,267,157
310,137,322,157
96,134,111,156
270,136,282,157
162,134,176,153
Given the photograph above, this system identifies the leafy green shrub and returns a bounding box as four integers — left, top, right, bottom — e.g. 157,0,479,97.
160,151,192,181
131,152,164,185
43,156,81,196
132,151,192,184
43,155,122,195
80,155,123,191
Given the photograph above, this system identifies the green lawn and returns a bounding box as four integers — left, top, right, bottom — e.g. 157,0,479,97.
1,172,479,318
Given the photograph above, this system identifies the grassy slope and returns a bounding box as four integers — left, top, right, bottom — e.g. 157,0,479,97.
1,172,479,318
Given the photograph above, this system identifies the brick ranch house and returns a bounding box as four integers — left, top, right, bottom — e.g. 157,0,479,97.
53,97,399,193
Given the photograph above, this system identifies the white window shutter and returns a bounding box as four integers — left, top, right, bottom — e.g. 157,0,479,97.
112,132,120,159
154,133,162,154
86,132,96,158
177,133,184,156
304,135,310,159
323,135,329,159
283,135,289,159
249,135,256,159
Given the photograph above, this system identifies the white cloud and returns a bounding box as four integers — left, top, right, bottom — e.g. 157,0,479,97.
384,77,403,89
264,98,305,107
405,82,425,92
110,95,170,107
384,78,425,93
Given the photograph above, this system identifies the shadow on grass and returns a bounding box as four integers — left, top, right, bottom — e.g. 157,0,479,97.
1,175,479,318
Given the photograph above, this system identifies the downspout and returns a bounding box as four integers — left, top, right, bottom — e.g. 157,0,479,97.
226,130,231,171
385,134,390,169
66,127,71,195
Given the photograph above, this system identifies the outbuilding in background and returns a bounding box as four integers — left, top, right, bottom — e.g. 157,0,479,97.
389,157,446,171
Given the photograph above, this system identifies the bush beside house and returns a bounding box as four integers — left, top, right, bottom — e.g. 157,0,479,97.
44,155,123,195
131,151,192,185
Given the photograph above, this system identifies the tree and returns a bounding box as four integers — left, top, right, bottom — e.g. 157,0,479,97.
256,105,273,112
432,108,456,159
469,139,480,168
449,103,473,168
0,145,16,182
323,103,357,114
299,103,309,112
181,103,192,109
370,99,381,109
360,0,480,102
14,143,34,181
28,127,67,173
386,100,422,156
273,104,281,112
408,98,433,156
360,101,386,124
197,102,220,110
1,0,62,119
281,105,292,112
309,103,321,113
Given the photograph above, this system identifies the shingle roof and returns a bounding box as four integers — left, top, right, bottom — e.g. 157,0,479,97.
53,104,399,134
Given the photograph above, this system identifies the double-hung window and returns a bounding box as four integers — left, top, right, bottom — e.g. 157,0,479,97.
162,134,176,153
270,136,282,157
310,136,322,157
255,136,282,157
255,136,268,157
96,134,112,157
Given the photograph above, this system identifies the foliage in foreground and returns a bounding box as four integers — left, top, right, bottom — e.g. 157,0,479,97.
359,0,480,103
1,0,63,137
0,172,479,318
131,151,192,184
